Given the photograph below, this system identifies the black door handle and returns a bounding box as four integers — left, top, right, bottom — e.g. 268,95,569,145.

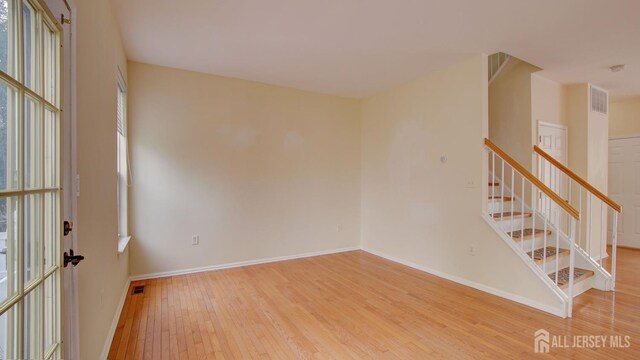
64,249,85,268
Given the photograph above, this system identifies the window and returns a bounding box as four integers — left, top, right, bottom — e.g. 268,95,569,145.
117,71,129,252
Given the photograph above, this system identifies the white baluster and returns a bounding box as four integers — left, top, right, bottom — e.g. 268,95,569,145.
511,168,515,237
568,217,577,317
587,194,592,259
543,193,548,268
600,203,604,267
501,159,505,220
579,187,583,249
555,214,561,285
492,152,496,212
521,176,525,250
612,211,619,290
531,185,536,259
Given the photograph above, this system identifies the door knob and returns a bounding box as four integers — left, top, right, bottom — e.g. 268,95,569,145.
64,221,73,236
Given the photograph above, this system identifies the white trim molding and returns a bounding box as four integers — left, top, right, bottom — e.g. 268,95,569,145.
129,246,361,281
100,278,131,360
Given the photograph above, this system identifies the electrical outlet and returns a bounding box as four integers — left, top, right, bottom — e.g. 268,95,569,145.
192,235,199,246
469,246,475,256
337,224,343,232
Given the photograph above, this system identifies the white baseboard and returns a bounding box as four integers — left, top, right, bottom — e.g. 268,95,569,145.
100,278,131,360
361,246,565,318
129,246,361,281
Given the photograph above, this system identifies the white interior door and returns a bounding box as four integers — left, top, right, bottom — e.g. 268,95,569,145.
0,0,69,359
537,122,568,226
609,137,640,249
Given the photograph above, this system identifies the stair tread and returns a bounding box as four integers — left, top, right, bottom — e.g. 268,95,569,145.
550,267,595,289
508,228,552,240
527,246,569,264
489,182,500,186
492,212,532,220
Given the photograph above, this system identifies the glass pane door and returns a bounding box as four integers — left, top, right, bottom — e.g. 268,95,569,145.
0,0,62,359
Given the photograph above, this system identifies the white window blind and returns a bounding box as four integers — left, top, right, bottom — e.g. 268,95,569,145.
117,85,126,135
117,71,129,241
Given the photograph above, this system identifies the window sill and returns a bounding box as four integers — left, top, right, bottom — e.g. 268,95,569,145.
118,236,132,254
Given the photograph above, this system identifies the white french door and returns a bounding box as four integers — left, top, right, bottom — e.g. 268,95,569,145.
0,0,65,359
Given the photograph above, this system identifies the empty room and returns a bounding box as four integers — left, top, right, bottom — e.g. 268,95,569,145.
0,0,639,359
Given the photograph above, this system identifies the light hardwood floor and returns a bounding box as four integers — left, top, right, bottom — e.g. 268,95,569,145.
108,248,640,359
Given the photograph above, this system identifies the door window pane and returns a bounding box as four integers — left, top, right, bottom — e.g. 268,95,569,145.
44,108,57,188
24,96,42,189
0,305,17,359
0,80,17,191
43,192,56,270
24,286,42,360
22,0,39,92
0,0,15,78
24,194,42,285
0,196,17,305
43,25,55,104
43,274,56,354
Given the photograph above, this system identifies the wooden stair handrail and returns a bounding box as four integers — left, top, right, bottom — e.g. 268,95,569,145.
484,138,580,220
534,145,621,213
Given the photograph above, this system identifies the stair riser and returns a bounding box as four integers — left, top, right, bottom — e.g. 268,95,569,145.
539,255,571,275
493,218,532,232
487,201,515,214
487,187,503,198
563,276,594,298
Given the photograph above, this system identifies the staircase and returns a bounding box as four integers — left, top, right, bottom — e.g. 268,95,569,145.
487,180,595,300
483,138,620,318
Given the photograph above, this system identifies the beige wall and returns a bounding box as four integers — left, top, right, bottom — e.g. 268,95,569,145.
127,62,361,277
610,97,640,138
75,0,129,359
489,58,540,169
531,74,569,129
361,55,564,313
566,84,589,180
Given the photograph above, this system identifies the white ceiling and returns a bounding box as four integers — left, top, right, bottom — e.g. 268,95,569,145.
111,0,640,99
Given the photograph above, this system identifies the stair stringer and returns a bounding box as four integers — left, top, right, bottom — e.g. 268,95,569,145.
482,214,570,318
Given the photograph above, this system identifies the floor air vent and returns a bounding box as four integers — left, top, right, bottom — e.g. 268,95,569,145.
132,286,145,295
